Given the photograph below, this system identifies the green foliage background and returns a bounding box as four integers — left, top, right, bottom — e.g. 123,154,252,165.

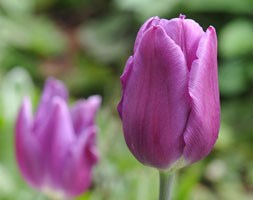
0,0,252,199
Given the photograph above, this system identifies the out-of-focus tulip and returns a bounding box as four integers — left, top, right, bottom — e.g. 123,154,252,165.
15,78,101,199
118,15,220,170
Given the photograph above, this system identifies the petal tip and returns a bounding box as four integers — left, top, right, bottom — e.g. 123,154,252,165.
21,96,32,111
179,14,186,19
207,26,216,34
148,24,165,36
88,95,102,108
45,77,69,100
152,16,160,20
51,96,70,118
16,97,33,130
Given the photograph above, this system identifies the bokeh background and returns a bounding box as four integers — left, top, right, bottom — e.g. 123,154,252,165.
0,0,252,199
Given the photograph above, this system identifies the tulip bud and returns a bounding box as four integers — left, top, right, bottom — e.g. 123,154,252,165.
15,78,101,198
118,15,220,170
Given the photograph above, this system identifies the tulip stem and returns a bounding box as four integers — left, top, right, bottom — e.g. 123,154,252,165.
159,171,173,200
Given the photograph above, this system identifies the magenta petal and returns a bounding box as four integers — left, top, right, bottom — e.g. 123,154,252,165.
15,78,101,198
117,56,134,119
34,78,68,131
160,17,204,69
183,27,220,163
37,97,76,189
61,126,98,197
121,25,191,169
134,16,160,52
15,97,43,187
71,95,101,135
181,19,205,70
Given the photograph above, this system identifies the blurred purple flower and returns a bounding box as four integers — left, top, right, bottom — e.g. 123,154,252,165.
118,15,220,170
15,78,101,198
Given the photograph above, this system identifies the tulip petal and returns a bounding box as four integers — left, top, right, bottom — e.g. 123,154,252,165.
160,17,204,70
36,97,75,189
15,97,43,187
71,95,101,135
60,126,98,197
117,56,134,119
134,16,160,52
34,78,68,131
183,27,220,163
121,25,191,169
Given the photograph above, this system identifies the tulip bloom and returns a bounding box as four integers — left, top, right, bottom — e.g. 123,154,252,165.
15,78,101,199
118,15,220,170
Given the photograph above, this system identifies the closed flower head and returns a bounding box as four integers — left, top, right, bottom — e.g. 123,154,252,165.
118,15,220,170
15,78,101,198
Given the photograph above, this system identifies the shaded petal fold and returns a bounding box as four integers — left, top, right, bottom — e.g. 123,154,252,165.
183,27,220,163
159,17,204,70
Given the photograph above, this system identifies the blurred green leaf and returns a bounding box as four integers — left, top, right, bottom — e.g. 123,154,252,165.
64,56,113,97
114,0,178,20
218,182,252,200
245,62,253,82
191,185,216,200
0,15,66,57
78,14,133,63
52,0,92,8
219,61,248,97
174,163,203,200
221,96,253,143
0,67,35,122
219,20,253,58
25,17,66,56
34,0,57,11
183,0,253,14
0,67,35,172
0,0,35,16
215,123,233,151
0,164,16,198
0,48,39,78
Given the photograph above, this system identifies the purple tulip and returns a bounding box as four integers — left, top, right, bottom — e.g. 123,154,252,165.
118,15,220,170
15,78,101,198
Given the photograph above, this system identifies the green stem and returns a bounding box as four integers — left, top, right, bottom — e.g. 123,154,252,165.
159,171,173,200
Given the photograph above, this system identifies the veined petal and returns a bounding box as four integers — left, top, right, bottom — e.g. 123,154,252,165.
160,17,204,70
121,25,190,169
134,16,160,52
71,95,101,135
15,97,43,187
60,126,98,197
34,78,68,131
183,26,220,163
